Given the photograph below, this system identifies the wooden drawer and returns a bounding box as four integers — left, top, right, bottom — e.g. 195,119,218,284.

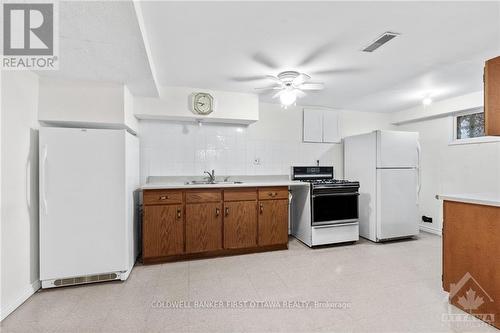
143,190,183,205
258,187,289,200
224,188,257,202
186,190,222,203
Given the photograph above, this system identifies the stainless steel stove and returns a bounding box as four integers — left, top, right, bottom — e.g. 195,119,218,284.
291,166,360,246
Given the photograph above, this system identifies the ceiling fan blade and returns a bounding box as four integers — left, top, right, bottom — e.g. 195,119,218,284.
292,73,311,86
254,85,282,91
294,90,306,98
272,90,283,99
299,83,324,91
252,52,279,69
229,75,268,82
265,75,282,84
298,42,336,67
311,68,367,75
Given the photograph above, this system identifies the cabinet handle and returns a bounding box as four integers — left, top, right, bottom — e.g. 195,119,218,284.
216,207,220,217
177,208,182,219
225,207,229,216
159,195,169,200
259,203,263,214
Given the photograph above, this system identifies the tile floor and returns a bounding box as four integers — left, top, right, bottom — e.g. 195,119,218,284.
1,232,498,333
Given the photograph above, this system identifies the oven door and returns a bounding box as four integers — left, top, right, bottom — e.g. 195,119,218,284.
311,192,359,226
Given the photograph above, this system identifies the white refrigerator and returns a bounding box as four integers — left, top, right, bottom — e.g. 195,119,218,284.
344,130,420,242
39,127,139,288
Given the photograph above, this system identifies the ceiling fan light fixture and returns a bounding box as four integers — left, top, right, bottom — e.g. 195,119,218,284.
279,89,297,107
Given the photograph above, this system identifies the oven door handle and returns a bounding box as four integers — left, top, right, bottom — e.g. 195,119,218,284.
312,193,360,198
313,222,359,228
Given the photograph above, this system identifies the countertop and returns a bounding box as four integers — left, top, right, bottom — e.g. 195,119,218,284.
437,193,500,207
141,175,310,190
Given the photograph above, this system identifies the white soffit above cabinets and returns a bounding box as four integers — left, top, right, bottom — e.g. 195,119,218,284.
36,1,158,97
138,1,500,112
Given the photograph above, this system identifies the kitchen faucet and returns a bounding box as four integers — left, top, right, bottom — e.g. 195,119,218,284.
204,169,216,183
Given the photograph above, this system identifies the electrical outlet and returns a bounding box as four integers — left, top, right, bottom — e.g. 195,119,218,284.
422,216,433,223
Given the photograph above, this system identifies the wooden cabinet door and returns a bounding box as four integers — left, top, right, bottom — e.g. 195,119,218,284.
485,56,500,136
224,201,257,249
442,201,500,329
186,202,223,253
143,204,184,258
258,199,288,246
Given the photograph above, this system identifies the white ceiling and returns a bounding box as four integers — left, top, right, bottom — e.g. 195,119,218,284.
37,1,157,97
140,1,500,112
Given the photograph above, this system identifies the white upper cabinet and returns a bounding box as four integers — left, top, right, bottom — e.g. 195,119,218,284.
38,77,138,134
303,108,341,143
303,108,323,142
322,110,341,143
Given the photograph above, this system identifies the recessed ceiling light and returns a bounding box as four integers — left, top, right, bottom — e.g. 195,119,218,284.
422,97,433,106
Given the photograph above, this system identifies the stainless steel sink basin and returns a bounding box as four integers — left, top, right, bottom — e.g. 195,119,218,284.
184,180,243,185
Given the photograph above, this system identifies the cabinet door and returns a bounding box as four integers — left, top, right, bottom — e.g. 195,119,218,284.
485,56,500,136
224,201,257,249
143,204,184,258
258,199,289,246
322,110,341,143
303,108,323,142
186,202,223,253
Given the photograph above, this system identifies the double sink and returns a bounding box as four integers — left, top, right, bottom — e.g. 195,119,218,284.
184,180,243,185
184,170,243,185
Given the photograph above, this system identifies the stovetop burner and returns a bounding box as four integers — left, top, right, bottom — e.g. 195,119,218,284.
303,179,360,189
291,166,359,188
303,179,355,184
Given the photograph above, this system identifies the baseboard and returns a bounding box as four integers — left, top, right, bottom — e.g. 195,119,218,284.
419,224,442,236
0,280,41,322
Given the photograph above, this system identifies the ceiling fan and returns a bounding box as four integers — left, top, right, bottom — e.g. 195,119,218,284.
255,71,324,107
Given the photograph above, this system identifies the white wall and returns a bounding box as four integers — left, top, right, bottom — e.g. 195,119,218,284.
134,86,259,124
140,103,392,183
38,77,138,133
1,71,40,320
393,93,500,234
391,91,483,125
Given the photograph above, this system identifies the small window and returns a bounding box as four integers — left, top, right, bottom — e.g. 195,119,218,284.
455,109,485,140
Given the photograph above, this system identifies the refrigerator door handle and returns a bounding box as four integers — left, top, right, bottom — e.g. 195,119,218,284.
416,141,422,203
41,144,48,214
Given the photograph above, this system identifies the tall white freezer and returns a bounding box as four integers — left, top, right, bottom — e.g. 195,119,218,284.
39,127,140,288
344,130,420,242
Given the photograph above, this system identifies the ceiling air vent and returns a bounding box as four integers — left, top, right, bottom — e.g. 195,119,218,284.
362,32,400,52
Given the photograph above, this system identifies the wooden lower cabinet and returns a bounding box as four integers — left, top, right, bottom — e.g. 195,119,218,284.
258,199,289,246
186,202,223,253
443,201,500,329
224,201,258,249
142,187,288,263
142,204,184,259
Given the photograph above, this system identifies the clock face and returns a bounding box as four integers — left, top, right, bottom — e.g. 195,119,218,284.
193,93,214,115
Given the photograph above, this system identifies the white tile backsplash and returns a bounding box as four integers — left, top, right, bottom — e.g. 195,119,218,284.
139,103,392,184
140,122,336,183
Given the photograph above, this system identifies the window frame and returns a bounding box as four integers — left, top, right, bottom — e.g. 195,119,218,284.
449,107,500,145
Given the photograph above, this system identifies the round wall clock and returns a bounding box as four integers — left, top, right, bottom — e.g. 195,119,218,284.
192,92,214,115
